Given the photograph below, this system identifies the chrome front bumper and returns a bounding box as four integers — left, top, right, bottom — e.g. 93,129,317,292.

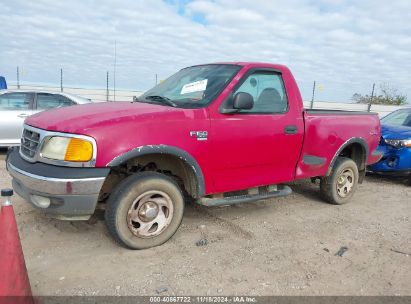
8,163,106,196
6,148,110,220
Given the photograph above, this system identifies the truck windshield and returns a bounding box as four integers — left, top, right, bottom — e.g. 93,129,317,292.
139,64,241,108
381,109,411,127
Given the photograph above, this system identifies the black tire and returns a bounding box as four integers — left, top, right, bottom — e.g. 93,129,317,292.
105,172,184,249
320,157,359,205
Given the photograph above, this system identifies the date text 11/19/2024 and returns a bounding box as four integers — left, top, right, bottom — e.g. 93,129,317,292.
149,296,257,303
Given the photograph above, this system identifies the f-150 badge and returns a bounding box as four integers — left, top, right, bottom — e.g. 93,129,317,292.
190,131,208,141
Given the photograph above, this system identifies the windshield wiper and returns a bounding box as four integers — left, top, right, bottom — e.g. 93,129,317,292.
144,95,178,107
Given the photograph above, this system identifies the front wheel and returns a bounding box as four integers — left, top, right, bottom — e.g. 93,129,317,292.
105,172,185,249
320,157,359,205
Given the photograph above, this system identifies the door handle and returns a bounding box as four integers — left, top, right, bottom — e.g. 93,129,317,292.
284,125,298,134
17,113,29,118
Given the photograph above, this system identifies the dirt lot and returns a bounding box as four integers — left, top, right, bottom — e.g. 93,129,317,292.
1,149,410,296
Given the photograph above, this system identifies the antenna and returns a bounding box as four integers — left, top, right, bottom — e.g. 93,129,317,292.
17,66,20,89
310,81,316,109
368,83,375,112
106,71,109,102
113,40,117,102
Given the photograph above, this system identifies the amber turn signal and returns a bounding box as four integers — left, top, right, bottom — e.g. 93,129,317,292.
64,138,93,162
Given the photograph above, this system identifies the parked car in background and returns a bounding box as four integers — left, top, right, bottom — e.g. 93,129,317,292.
0,76,6,89
368,107,411,178
0,90,91,147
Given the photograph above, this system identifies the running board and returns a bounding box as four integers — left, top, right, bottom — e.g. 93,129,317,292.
197,185,292,207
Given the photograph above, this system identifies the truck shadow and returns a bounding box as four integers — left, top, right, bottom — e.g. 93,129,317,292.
286,180,325,203
0,148,8,161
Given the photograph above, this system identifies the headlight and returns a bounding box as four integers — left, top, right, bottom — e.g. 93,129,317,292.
41,136,93,162
384,138,411,148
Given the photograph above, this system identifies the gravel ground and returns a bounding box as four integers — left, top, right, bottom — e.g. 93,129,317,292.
0,149,410,296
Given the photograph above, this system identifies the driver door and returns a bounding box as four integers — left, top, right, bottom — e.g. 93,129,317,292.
209,70,304,193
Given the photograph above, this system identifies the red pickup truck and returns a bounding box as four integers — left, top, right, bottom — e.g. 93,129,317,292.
6,62,382,249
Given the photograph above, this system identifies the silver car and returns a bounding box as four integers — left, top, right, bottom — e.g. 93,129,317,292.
0,89,92,147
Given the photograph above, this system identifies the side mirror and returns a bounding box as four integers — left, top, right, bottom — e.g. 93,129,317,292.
233,92,254,110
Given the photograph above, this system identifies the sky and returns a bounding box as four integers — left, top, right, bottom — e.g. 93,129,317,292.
0,0,410,102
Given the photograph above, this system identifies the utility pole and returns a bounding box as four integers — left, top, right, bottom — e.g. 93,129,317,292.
17,66,20,89
368,83,375,112
155,73,158,86
310,81,316,109
60,68,63,92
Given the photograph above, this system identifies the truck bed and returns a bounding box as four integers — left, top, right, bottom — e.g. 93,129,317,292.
294,110,381,180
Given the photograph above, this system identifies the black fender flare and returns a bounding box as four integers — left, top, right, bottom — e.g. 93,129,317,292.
327,137,369,176
107,145,206,196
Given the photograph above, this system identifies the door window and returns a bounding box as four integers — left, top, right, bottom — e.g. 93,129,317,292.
381,109,411,127
233,72,288,114
36,93,73,110
0,93,31,110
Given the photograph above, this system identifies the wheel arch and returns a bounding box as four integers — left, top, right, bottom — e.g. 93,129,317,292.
327,138,369,182
106,145,205,198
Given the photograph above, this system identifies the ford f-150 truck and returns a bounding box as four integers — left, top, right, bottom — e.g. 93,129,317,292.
6,62,383,249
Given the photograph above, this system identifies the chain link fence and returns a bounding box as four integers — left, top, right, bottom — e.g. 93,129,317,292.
6,67,409,117
7,83,142,103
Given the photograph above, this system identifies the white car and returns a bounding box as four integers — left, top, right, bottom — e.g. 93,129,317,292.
0,90,92,147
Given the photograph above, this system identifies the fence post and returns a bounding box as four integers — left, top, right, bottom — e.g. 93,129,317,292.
310,81,316,109
17,66,20,89
106,71,109,102
113,40,116,102
368,83,375,112
60,68,63,92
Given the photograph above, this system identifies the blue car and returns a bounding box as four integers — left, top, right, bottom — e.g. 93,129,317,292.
368,108,411,177
0,76,6,90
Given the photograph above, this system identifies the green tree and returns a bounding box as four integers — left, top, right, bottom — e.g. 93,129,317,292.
352,83,407,105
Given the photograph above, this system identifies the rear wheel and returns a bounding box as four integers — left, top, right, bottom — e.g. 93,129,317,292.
105,172,184,249
320,157,359,205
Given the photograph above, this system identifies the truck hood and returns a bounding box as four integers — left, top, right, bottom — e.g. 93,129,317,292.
381,124,411,140
25,101,185,134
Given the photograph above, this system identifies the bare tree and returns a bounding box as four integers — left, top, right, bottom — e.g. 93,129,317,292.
352,83,407,105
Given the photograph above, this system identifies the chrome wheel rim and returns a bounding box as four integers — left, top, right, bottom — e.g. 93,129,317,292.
127,190,174,238
336,168,354,198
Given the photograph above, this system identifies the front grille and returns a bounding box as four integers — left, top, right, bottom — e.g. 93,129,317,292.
21,128,41,158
